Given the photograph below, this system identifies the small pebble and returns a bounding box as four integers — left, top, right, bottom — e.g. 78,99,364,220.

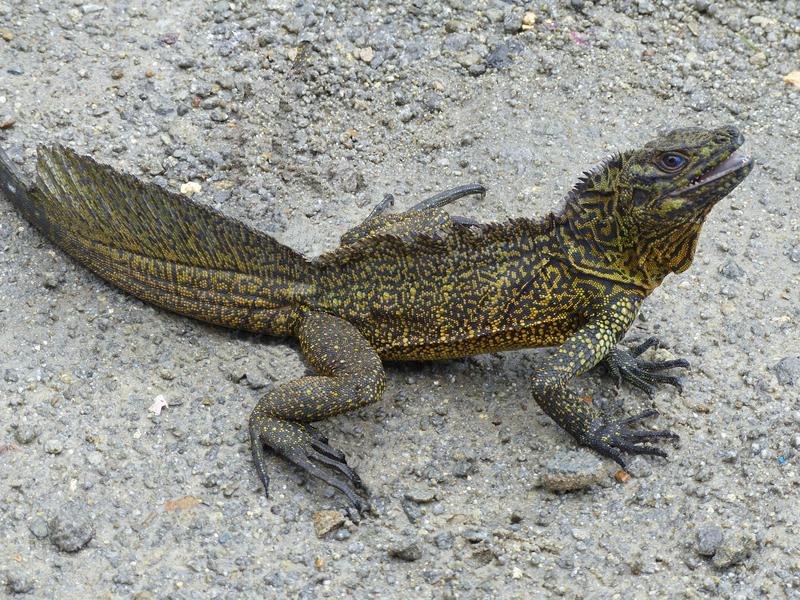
180,181,202,195
694,0,710,12
358,47,374,64
462,529,489,543
696,524,724,556
28,516,49,539
444,20,463,33
313,510,345,538
404,487,437,504
401,500,423,524
712,531,756,568
244,371,270,390
14,425,38,445
210,109,229,122
623,455,653,478
719,259,745,280
398,106,415,123
468,63,486,77
522,12,536,29
540,450,605,491
452,460,475,478
42,272,60,289
637,0,655,14
774,357,800,386
388,538,423,562
49,504,95,552
503,9,523,34
434,532,454,550
44,439,63,454
5,570,34,594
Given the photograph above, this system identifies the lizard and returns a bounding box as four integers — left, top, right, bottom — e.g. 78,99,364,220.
0,126,753,514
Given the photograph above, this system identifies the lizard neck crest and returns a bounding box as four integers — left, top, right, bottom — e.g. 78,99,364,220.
556,152,662,292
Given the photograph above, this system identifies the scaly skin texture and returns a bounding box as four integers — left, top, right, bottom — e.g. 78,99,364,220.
0,126,753,513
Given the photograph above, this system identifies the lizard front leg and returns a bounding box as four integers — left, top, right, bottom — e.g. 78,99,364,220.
602,336,689,396
532,295,678,468
249,311,385,513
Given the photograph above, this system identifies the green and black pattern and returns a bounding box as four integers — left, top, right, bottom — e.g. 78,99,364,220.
0,126,753,512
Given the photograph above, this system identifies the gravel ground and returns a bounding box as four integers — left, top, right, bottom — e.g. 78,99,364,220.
1,0,799,598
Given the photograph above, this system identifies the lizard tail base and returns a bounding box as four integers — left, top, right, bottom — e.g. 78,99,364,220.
0,144,317,335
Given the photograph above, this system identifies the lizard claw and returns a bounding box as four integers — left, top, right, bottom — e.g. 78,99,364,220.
603,337,689,397
287,444,371,514
583,409,679,469
250,420,371,515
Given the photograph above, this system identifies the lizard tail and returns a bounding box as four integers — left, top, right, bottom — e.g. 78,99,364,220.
0,144,318,335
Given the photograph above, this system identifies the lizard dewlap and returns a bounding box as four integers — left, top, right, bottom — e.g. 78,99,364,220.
0,126,753,512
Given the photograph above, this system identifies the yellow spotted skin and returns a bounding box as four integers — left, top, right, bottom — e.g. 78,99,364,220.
529,295,639,443
248,312,385,509
318,213,605,360
0,126,754,511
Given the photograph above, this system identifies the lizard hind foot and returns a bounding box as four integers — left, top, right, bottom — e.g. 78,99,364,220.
584,409,680,469
250,419,371,515
290,447,371,515
604,337,690,397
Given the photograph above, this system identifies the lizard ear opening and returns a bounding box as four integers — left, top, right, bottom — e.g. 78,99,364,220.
631,187,651,207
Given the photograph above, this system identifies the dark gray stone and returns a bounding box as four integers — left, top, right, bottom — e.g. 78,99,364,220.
696,524,724,556
28,517,49,539
774,357,800,386
719,259,745,280
712,531,756,568
49,504,94,552
388,538,423,562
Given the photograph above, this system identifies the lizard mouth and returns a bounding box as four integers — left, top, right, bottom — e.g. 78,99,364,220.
670,151,753,197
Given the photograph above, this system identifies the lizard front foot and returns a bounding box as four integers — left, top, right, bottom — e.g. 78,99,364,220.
582,409,679,468
250,419,371,516
604,337,690,397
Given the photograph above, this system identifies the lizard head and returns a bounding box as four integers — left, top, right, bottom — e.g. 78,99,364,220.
559,125,753,291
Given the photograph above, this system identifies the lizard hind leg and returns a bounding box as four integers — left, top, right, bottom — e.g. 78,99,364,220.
249,311,385,514
339,183,485,247
408,182,486,212
364,183,485,220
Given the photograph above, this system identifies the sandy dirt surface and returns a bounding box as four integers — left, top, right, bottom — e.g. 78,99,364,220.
1,0,799,598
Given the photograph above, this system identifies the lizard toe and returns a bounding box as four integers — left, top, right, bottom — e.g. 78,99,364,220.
602,339,690,397
584,410,677,467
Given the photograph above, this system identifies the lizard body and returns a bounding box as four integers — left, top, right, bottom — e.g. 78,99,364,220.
0,126,753,512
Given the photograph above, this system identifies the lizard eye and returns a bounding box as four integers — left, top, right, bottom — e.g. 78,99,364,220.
656,152,688,173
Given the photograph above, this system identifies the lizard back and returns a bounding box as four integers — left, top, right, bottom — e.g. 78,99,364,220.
314,215,599,360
